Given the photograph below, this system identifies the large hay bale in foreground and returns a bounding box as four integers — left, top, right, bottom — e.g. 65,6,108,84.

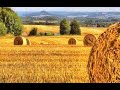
88,22,120,83
68,38,77,45
83,34,96,47
14,36,27,45
26,39,31,45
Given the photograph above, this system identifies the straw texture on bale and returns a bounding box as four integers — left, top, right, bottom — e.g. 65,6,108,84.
88,22,120,83
26,39,31,45
14,36,27,45
68,38,77,45
83,34,96,47
114,40,120,49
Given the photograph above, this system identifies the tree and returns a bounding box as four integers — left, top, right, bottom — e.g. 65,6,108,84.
0,22,7,36
0,7,23,36
60,19,70,35
70,20,81,35
29,27,38,36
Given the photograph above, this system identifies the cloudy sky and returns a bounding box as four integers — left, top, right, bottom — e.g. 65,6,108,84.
10,7,120,12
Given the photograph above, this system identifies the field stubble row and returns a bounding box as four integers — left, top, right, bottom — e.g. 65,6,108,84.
0,45,91,83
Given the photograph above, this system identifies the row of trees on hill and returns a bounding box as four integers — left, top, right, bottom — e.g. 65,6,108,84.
60,19,81,35
0,7,23,36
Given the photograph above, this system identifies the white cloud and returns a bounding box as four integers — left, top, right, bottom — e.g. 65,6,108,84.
10,7,120,12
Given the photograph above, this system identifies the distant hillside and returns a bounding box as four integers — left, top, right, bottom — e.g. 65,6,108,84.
17,11,120,19
15,11,120,27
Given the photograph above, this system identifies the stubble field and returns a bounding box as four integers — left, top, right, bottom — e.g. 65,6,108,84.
0,25,106,83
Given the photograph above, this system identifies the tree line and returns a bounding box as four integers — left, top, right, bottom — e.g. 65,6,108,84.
21,15,118,27
29,19,81,36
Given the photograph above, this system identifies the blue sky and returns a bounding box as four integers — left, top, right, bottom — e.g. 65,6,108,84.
10,7,120,12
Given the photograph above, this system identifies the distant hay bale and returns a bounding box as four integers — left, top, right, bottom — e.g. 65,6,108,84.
14,36,27,45
83,34,96,47
68,38,77,45
88,22,120,83
26,39,31,45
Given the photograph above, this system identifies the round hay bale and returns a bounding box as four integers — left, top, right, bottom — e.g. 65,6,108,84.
68,38,77,45
26,39,31,45
83,34,96,47
14,36,27,45
88,22,120,83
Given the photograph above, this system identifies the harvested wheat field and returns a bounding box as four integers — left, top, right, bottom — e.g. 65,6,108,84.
23,25,106,36
0,26,106,83
0,45,91,83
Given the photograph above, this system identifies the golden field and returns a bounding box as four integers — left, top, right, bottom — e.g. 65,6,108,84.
0,25,106,83
23,25,106,35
